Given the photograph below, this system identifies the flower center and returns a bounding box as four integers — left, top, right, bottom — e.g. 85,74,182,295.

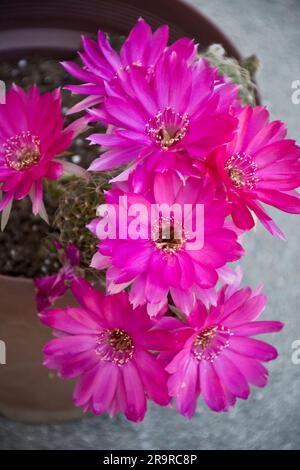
192,325,233,362
225,152,259,190
95,328,134,366
146,107,189,150
152,217,184,254
3,131,41,171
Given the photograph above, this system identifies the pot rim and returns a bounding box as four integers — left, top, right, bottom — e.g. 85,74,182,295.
0,0,241,60
0,273,34,284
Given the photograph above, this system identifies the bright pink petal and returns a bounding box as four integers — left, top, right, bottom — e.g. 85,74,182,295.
229,336,278,362
200,361,226,412
214,354,250,399
122,361,147,422
134,349,170,406
92,362,119,415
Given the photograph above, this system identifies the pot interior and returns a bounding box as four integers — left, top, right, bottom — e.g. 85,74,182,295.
0,0,241,60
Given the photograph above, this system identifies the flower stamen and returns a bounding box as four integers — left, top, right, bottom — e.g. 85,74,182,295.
192,325,233,362
146,107,189,150
225,152,259,190
3,131,41,171
152,216,185,254
95,328,134,366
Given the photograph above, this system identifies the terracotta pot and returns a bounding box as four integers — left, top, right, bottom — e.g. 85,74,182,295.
0,0,245,423
0,275,83,423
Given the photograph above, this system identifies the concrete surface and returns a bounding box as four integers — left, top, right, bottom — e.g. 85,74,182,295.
0,0,300,450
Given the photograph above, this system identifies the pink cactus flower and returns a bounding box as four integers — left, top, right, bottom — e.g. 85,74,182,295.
34,242,81,312
0,84,87,229
88,172,243,316
164,277,283,418
40,278,172,422
62,17,196,114
87,51,238,190
207,105,300,238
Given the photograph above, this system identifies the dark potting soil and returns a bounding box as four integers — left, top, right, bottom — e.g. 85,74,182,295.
0,56,105,278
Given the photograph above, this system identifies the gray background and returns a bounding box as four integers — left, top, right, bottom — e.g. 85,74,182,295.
1,0,300,450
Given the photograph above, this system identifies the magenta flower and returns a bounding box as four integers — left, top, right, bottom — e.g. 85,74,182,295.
87,52,238,190
34,242,81,312
208,105,300,238
165,277,283,418
62,18,196,114
89,172,243,316
40,278,172,422
0,85,87,229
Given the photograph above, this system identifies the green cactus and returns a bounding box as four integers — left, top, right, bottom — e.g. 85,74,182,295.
54,173,112,277
201,44,260,106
